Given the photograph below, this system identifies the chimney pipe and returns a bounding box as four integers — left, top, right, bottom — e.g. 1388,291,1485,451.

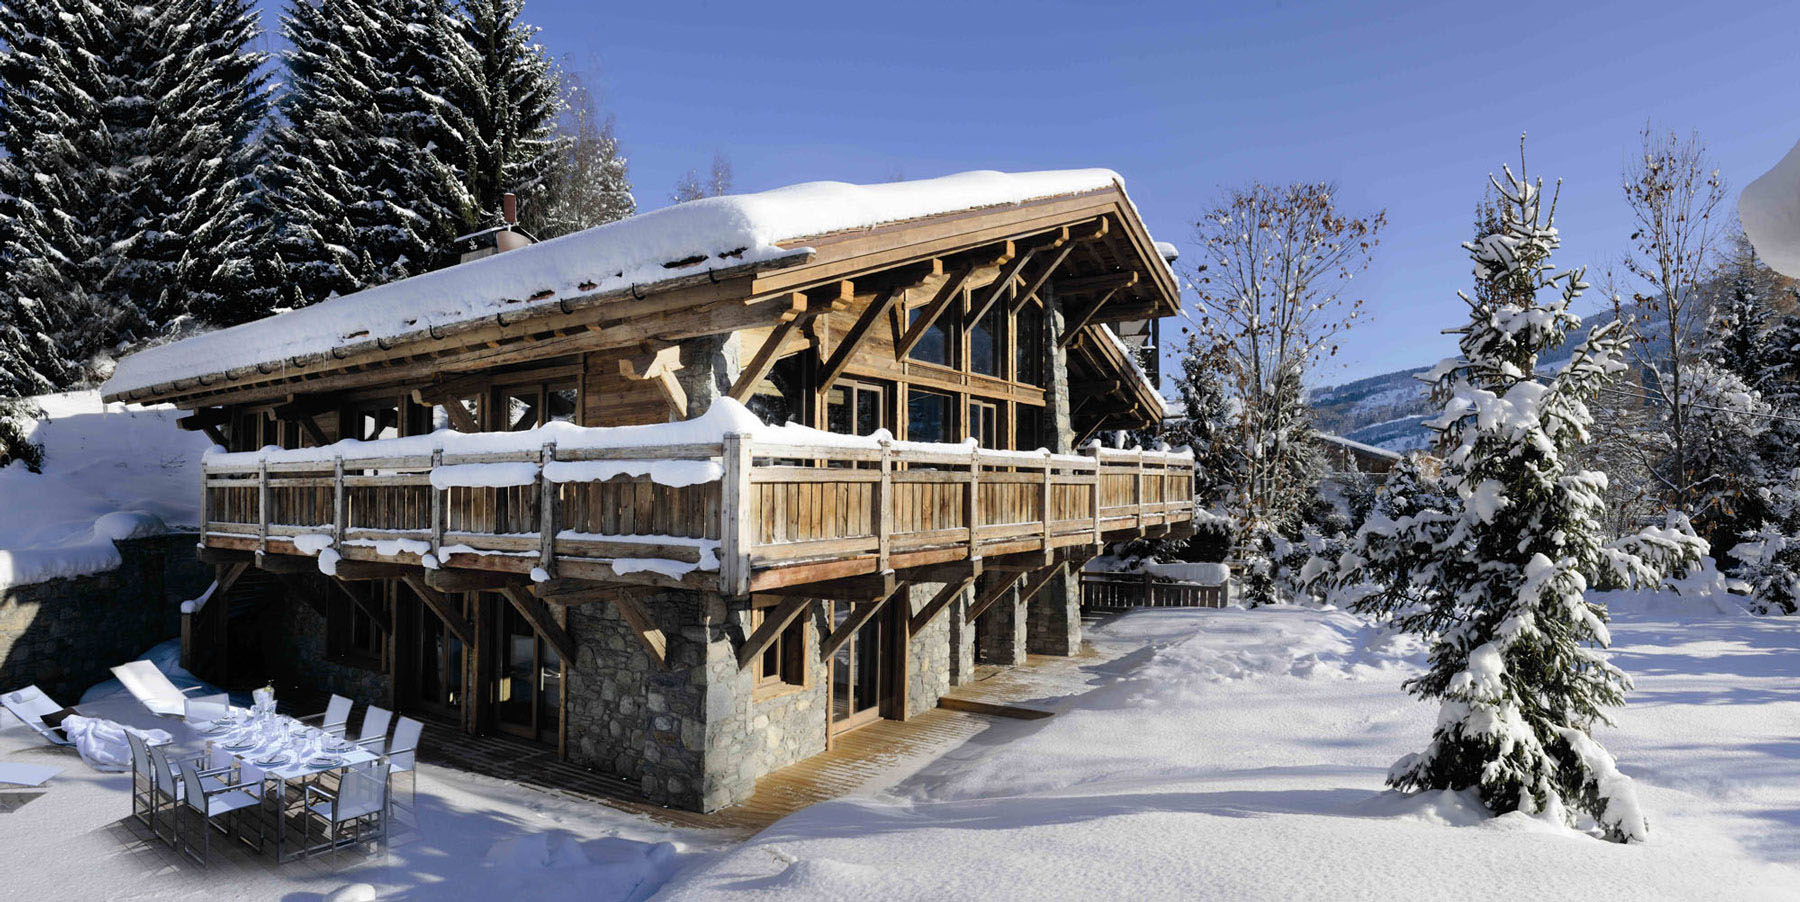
502,192,518,226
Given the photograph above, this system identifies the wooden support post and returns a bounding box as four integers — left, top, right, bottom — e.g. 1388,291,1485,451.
966,569,1028,623
467,593,486,735
892,262,979,360
1041,451,1054,552
429,448,444,556
820,581,908,659
719,432,755,596
1008,242,1076,316
1135,450,1146,533
1016,562,1065,609
1058,287,1120,348
874,440,895,573
401,575,475,645
962,248,1039,331
738,595,811,669
332,455,346,548
257,459,269,554
817,284,903,392
499,585,577,665
538,442,557,577
1086,446,1102,546
908,571,978,636
965,445,981,562
607,590,669,669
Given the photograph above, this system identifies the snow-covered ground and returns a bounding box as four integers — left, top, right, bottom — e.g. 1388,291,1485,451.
3,592,1797,900
663,596,1800,901
0,391,209,588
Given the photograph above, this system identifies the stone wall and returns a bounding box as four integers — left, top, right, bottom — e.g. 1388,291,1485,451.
0,533,210,701
902,581,955,716
1026,563,1081,656
975,582,1027,666
272,586,392,705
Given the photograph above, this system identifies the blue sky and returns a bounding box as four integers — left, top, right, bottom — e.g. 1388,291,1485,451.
264,0,1800,387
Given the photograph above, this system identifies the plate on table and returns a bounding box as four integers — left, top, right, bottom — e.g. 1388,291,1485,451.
304,755,344,769
222,740,256,752
254,752,291,768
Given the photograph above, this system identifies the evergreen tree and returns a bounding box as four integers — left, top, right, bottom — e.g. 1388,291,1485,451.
266,0,475,308
453,0,561,230
1705,242,1773,390
1338,141,1702,843
525,69,635,238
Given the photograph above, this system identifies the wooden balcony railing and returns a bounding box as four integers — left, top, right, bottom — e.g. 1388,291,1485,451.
200,433,1197,594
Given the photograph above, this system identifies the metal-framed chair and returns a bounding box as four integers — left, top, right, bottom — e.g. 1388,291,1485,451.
301,760,389,860
298,694,353,737
125,731,157,831
174,756,264,866
384,716,423,809
146,743,232,846
353,706,392,751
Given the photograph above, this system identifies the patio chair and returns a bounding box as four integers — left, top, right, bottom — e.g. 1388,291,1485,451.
183,693,230,726
0,685,74,747
110,661,197,717
384,716,423,809
174,756,264,867
353,706,392,751
301,759,389,860
125,731,156,831
297,694,353,737
144,743,231,846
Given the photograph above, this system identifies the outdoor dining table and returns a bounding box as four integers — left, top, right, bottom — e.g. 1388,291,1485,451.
190,707,380,862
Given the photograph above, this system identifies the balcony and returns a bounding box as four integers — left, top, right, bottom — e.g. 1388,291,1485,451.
199,430,1197,594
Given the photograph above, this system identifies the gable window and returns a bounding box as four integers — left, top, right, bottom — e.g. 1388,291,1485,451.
1015,302,1044,387
907,390,952,444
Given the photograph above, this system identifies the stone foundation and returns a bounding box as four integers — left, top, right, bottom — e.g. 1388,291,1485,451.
1026,565,1081,656
0,533,209,701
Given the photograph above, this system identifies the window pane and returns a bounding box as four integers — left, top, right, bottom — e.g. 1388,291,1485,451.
970,307,1000,376
826,386,852,434
1016,405,1043,451
856,387,882,435
908,306,948,365
1016,304,1043,386
547,387,579,424
503,393,538,431
908,391,950,444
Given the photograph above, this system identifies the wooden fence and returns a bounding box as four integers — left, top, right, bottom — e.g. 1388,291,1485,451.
1079,571,1227,610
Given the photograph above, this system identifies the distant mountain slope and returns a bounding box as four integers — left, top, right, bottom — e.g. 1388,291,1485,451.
1312,308,1667,452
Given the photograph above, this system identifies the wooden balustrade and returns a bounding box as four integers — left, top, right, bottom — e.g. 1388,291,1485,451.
201,434,1197,594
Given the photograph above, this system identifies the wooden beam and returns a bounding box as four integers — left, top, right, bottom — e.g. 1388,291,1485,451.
330,580,390,633
400,575,475,645
1006,242,1077,316
908,571,978,636
530,577,612,600
333,560,414,581
198,545,253,566
729,300,808,402
737,595,812,669
499,585,578,665
756,571,896,602
425,568,518,592
1055,270,1139,296
897,559,983,584
215,561,250,600
1014,562,1065,608
254,551,321,575
959,247,1039,335
896,257,998,360
965,569,1028,623
618,344,688,419
817,283,906,391
608,590,669,669
1059,287,1121,348
820,581,908,659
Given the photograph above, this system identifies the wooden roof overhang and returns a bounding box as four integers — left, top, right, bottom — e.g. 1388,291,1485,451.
110,183,1177,413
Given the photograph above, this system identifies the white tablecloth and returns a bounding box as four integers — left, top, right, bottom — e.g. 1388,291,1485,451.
202,709,375,782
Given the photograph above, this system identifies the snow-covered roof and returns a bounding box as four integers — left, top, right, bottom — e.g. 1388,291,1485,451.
1741,139,1800,278
1312,430,1402,461
104,169,1127,400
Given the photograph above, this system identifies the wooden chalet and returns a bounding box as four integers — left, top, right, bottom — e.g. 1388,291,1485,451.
102,169,1196,812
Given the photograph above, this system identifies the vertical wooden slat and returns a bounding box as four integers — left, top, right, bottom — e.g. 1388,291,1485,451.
875,441,893,573
720,432,754,596
430,448,445,556
332,455,346,546
257,459,269,553
539,442,558,576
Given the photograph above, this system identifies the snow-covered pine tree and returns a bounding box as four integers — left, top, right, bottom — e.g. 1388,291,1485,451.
525,69,635,238
266,0,475,308
1343,142,1701,843
0,0,119,365
452,0,562,231
1705,241,1773,390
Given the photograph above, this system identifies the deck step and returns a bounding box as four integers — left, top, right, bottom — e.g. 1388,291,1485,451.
936,696,1054,720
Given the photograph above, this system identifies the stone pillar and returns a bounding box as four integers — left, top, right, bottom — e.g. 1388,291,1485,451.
676,333,741,417
947,586,976,686
903,582,954,716
975,583,1027,666
1027,281,1083,656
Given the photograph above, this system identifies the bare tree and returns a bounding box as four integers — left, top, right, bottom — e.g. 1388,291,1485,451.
1619,125,1727,507
671,150,734,203
1189,181,1385,537
525,67,636,239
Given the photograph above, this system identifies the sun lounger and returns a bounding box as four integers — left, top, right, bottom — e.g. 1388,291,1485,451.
0,762,61,787
110,661,197,717
1,685,75,746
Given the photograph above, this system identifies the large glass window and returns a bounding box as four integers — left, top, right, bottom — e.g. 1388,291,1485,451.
827,381,887,436
907,390,952,444
968,400,998,449
908,305,950,366
1015,303,1044,387
970,305,1002,376
1015,404,1044,452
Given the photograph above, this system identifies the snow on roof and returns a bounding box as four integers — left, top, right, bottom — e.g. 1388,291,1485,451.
1741,139,1800,278
1312,429,1402,461
104,169,1126,400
